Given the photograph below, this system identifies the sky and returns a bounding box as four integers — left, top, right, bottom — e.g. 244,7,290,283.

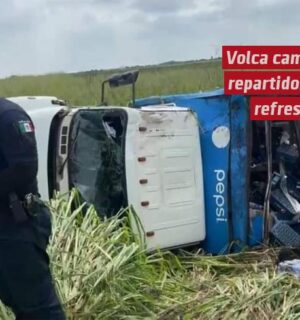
0,0,299,78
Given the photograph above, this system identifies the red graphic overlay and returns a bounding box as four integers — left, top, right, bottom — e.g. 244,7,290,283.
223,46,300,69
224,71,300,95
250,96,300,120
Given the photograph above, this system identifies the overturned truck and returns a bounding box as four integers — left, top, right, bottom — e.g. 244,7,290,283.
8,90,300,254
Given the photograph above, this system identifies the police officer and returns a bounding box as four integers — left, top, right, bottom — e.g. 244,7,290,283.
0,98,65,319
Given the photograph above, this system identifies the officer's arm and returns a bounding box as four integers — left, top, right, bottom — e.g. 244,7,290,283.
0,110,38,196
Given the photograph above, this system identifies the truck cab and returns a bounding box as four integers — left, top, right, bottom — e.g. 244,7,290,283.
8,96,205,251
10,92,300,255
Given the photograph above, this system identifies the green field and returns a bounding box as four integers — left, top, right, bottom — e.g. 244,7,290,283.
0,59,223,106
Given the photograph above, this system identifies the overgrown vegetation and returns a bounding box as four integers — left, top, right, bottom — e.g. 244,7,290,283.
0,59,223,106
1,191,298,320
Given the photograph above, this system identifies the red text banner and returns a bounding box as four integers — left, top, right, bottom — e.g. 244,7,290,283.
224,71,300,95
250,96,300,120
223,46,300,70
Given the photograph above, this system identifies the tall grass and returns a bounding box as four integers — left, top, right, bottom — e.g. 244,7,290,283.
0,60,223,106
49,191,190,319
1,191,299,319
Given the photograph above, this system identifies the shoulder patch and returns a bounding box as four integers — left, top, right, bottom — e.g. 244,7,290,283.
18,120,34,134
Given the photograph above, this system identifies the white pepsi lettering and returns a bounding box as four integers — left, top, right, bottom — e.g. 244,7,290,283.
214,169,227,222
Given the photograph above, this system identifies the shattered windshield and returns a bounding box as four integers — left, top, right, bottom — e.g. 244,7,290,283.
68,109,127,217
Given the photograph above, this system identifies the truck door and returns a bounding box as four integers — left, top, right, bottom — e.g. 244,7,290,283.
125,107,205,251
57,106,205,251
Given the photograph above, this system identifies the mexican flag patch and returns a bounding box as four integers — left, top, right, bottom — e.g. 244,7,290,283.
18,120,34,133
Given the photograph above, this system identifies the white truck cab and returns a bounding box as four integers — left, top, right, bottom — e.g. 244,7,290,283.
7,96,205,251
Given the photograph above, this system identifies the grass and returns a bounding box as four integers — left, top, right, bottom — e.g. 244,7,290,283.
0,59,223,106
0,191,297,320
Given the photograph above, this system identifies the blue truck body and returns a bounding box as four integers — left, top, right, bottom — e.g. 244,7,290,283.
135,89,262,254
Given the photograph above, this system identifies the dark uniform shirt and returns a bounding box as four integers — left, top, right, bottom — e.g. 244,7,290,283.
0,98,66,319
0,98,38,221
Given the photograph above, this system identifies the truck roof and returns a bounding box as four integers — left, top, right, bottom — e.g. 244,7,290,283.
7,96,66,112
134,89,225,107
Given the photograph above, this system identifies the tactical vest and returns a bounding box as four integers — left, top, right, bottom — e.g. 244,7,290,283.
0,98,39,198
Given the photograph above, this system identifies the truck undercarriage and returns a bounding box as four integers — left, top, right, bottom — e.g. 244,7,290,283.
250,120,300,246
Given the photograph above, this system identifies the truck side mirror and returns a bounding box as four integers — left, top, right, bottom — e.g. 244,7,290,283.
100,70,139,107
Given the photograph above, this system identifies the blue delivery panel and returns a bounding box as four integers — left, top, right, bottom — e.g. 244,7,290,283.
228,95,250,251
135,90,254,254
